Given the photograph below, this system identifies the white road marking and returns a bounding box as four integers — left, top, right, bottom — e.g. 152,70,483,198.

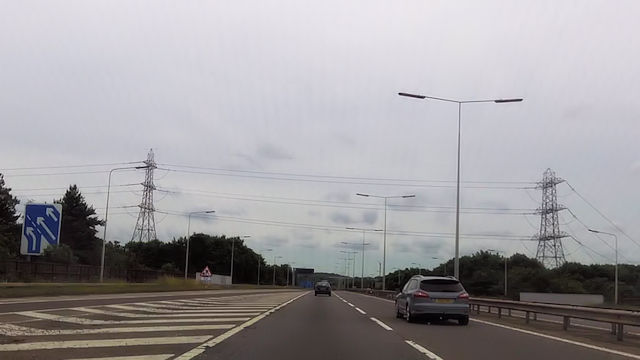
17,311,250,324
0,335,212,352
175,291,309,360
370,317,393,331
105,304,262,313
471,318,640,359
68,355,173,360
405,340,444,360
347,302,354,307
0,323,234,336
73,307,253,318
130,302,273,310
355,307,366,315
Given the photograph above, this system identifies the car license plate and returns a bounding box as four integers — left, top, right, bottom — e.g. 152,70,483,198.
435,299,454,304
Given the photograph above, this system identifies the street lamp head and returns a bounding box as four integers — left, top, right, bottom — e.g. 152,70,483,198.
356,193,370,197
398,92,426,99
402,194,416,198
588,229,598,233
494,98,523,103
204,210,216,214
135,165,150,169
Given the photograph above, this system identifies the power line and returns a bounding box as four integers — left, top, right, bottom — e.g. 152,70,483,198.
157,167,535,190
12,183,139,191
157,163,537,185
0,161,143,171
565,182,640,250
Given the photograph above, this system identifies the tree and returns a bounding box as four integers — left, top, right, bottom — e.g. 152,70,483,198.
0,174,20,259
56,185,104,265
42,244,77,264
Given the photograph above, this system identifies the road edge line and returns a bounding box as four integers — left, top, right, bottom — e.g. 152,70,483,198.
405,340,444,360
470,318,640,359
174,291,309,360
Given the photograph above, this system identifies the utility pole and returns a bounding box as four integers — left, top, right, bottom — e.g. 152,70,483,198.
131,149,158,242
346,227,381,289
535,168,568,268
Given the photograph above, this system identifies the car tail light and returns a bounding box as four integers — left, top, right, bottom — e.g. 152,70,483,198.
458,292,469,299
414,290,430,298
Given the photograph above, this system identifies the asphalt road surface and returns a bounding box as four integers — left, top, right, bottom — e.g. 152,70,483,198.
1,289,639,359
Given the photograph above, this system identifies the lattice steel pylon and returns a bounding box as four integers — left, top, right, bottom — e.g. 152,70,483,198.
131,149,158,242
534,168,568,268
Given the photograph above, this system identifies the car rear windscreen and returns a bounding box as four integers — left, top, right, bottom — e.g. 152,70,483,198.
420,279,464,292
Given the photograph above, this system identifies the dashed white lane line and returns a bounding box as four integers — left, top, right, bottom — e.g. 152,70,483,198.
347,302,354,307
16,311,250,325
355,307,366,315
0,323,235,336
405,340,444,360
68,355,173,360
0,335,212,352
370,317,393,331
175,292,309,360
471,318,640,359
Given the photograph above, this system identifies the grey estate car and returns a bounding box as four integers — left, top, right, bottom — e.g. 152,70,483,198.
395,275,470,325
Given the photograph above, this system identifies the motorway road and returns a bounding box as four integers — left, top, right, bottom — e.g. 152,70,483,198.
0,289,638,359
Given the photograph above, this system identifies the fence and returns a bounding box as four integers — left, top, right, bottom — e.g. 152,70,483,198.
0,260,179,283
347,289,640,341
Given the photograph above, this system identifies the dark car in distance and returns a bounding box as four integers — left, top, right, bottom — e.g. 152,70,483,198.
314,280,331,296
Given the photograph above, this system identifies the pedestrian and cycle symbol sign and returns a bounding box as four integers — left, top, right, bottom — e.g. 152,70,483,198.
20,203,63,255
201,266,212,277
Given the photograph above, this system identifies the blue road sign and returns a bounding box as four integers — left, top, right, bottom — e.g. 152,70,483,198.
20,203,63,256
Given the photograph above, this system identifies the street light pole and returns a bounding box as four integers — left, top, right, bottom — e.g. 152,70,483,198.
185,210,215,280
273,255,282,286
257,248,272,285
100,165,147,283
356,193,415,290
343,229,379,289
589,229,619,304
230,235,250,285
399,92,522,279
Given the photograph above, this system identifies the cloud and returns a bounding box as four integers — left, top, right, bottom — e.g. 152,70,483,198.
263,235,289,247
325,192,350,202
256,143,293,160
630,160,640,174
329,212,353,224
362,211,378,225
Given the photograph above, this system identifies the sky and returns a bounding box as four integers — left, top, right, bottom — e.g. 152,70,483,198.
1,0,639,276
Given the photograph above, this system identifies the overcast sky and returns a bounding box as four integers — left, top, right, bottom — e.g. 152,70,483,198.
2,1,639,275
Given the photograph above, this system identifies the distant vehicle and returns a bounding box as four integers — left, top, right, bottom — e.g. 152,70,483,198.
314,280,331,296
395,275,469,325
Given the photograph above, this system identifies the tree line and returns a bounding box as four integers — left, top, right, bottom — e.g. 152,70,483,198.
0,174,291,284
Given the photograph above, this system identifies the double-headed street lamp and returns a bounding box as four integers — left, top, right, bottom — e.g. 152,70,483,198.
588,229,619,304
257,248,272,285
411,262,423,275
100,164,149,283
230,235,250,285
356,193,415,290
488,249,508,297
184,210,215,279
399,92,522,279
340,250,357,288
346,227,382,289
273,255,283,286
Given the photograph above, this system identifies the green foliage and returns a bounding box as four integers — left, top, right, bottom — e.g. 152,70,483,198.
0,174,20,260
56,185,104,265
42,244,77,264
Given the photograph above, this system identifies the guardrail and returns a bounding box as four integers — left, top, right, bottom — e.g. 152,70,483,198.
347,289,640,341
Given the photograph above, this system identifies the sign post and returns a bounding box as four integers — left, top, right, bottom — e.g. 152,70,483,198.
20,204,62,256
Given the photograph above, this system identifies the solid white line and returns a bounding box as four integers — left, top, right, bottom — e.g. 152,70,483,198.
347,302,354,307
73,307,253,318
175,291,309,360
68,355,173,360
0,323,234,336
17,311,250,324
134,302,274,310
355,307,366,315
370,317,393,331
471,319,640,359
405,340,444,360
0,335,212,351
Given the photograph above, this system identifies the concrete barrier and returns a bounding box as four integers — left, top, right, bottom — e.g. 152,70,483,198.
520,292,604,306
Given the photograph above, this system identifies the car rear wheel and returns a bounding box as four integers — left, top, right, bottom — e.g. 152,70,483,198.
405,303,415,323
458,316,469,326
314,292,317,296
